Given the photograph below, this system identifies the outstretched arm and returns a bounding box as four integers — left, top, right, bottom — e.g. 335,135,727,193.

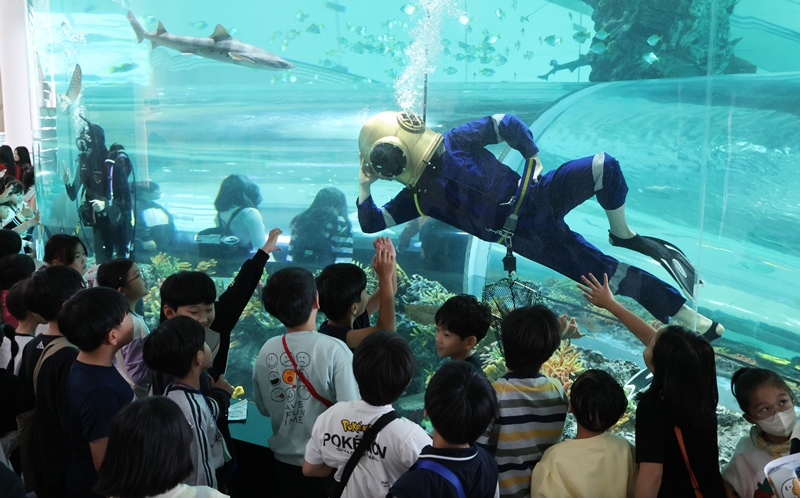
577,273,657,346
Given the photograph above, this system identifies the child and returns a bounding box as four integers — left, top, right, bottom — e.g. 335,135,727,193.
476,305,568,498
253,266,361,497
434,294,492,370
531,369,636,498
44,234,89,275
288,186,353,266
97,258,152,398
59,287,135,497
578,273,726,497
388,361,499,498
6,280,45,375
303,331,431,497
315,237,397,348
142,316,233,489
94,397,228,498
723,368,796,498
17,266,85,497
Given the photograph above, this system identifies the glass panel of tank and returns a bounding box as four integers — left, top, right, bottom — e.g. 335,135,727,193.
23,0,800,466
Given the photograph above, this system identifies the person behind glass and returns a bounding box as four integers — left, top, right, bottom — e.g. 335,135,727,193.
94,396,229,498
62,123,132,263
213,174,267,259
0,146,19,181
288,187,353,265
722,368,797,498
133,181,176,259
578,273,726,498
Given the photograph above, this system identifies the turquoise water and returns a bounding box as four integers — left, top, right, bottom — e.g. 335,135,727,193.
25,0,800,426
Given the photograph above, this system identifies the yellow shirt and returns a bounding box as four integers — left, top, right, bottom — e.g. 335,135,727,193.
530,432,637,498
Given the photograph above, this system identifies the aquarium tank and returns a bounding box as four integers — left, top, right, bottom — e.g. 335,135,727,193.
16,0,800,465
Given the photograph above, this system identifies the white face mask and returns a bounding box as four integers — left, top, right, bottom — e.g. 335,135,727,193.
756,409,797,438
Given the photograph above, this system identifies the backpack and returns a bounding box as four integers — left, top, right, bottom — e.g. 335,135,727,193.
16,337,78,492
289,216,338,267
195,207,251,261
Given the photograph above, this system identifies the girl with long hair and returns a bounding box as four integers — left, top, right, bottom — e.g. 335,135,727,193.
288,187,353,266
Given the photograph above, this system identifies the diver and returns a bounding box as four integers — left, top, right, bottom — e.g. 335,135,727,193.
62,118,133,264
356,111,723,338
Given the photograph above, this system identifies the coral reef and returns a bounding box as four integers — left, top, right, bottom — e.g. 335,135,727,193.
480,341,586,390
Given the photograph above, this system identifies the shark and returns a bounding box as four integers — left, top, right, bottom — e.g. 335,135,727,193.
127,11,294,71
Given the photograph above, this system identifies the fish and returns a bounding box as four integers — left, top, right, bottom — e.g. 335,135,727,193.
458,41,478,54
647,34,661,46
128,11,294,70
589,42,608,54
188,21,208,30
455,53,465,61
320,58,337,68
466,54,476,62
479,56,492,64
520,27,525,36
523,50,534,60
306,23,323,34
520,14,532,22
495,55,508,66
109,62,139,73
443,66,458,75
479,68,495,76
484,34,499,44
543,35,562,46
458,15,470,25
514,40,521,50
595,29,609,41
511,0,518,9
572,31,590,43
337,36,349,46
285,29,301,40
57,63,82,115
385,68,398,78
549,59,558,66
642,51,659,64
296,10,309,22
495,8,506,19
401,3,416,15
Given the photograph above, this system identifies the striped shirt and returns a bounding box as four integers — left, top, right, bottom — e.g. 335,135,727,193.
477,373,568,498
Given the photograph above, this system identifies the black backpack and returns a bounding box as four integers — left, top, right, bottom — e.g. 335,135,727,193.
195,207,251,262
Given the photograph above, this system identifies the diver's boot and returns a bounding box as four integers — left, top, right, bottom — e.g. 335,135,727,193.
609,231,702,300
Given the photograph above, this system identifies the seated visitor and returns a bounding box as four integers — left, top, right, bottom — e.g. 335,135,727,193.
60,287,135,497
6,280,45,375
723,368,796,498
476,305,568,498
94,396,228,498
303,330,431,497
578,273,726,497
434,294,492,371
96,258,152,399
143,316,233,489
45,233,89,275
315,236,397,348
17,266,85,497
531,369,636,498
253,267,360,497
133,181,176,258
388,361,499,498
212,175,268,259
288,187,353,266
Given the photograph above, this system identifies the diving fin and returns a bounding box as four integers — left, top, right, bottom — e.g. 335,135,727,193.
609,232,702,300
623,368,653,400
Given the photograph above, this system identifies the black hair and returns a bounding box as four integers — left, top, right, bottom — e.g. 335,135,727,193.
23,265,85,322
21,165,35,192
0,230,21,259
289,187,352,266
213,174,262,212
135,180,160,195
369,142,406,177
97,258,136,290
637,325,719,429
425,361,498,444
0,254,36,290
142,315,206,378
500,305,560,377
44,234,87,265
353,330,414,406
94,397,194,498
262,267,317,328
14,146,31,167
570,370,628,433
315,264,366,321
0,146,18,180
5,280,29,321
59,287,129,353
435,294,492,342
2,181,24,196
731,367,795,415
158,271,216,323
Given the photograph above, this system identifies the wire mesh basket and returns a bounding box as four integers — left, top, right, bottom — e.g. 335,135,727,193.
481,277,543,356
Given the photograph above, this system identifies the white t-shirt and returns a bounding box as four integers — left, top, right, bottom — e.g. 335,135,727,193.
722,431,788,498
12,334,35,375
147,483,228,498
217,207,267,250
253,331,360,466
305,399,431,498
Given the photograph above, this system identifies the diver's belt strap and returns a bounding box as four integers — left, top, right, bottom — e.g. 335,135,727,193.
496,157,537,245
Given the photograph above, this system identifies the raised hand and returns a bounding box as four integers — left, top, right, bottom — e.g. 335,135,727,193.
261,227,283,254
577,273,617,310
559,314,585,340
372,247,396,279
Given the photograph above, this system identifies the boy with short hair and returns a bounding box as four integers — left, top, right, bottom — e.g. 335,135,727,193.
531,369,636,497
254,266,362,496
477,305,568,498
17,266,85,497
388,361,500,498
143,315,233,489
6,280,45,376
303,330,431,497
315,237,397,349
434,294,492,370
59,287,135,497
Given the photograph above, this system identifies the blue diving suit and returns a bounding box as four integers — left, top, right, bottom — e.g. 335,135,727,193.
357,114,686,322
